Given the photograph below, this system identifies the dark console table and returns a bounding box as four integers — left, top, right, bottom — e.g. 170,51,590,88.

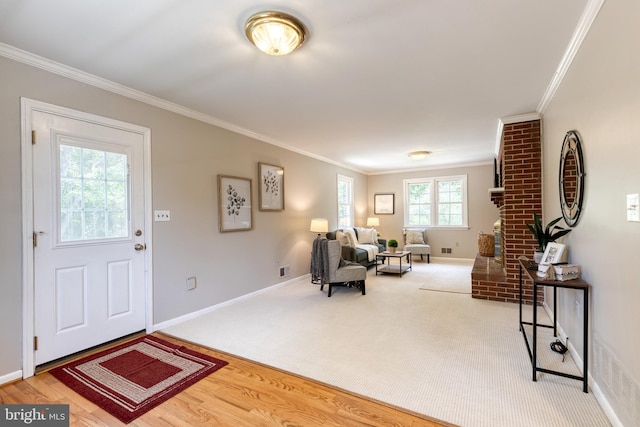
518,259,590,393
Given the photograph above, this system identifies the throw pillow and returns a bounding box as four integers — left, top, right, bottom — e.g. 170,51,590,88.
358,228,377,245
335,230,351,247
406,229,425,244
342,228,358,247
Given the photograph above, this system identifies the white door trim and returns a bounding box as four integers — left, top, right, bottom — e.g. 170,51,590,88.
20,98,154,378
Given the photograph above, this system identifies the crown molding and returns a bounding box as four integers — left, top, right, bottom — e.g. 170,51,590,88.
368,160,493,176
537,0,606,113
499,112,541,125
494,0,605,156
0,42,365,175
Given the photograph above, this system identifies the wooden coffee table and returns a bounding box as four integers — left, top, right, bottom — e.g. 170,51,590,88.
376,251,412,277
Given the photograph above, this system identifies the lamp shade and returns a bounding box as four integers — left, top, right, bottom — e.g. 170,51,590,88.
309,218,328,234
245,11,307,56
367,217,380,227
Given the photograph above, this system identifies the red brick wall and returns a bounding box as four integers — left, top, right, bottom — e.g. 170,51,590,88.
471,119,543,304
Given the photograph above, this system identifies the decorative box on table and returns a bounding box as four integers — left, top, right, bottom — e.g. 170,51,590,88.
537,264,581,281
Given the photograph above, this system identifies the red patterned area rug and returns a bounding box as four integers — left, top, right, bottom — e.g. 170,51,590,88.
50,335,228,424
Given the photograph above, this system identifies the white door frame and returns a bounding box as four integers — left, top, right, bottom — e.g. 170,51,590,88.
20,98,154,378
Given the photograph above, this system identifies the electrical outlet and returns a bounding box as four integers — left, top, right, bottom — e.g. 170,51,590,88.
279,265,290,277
186,276,197,290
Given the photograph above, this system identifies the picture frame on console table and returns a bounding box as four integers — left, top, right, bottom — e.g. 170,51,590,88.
218,175,253,232
374,193,395,215
541,242,566,265
258,162,284,211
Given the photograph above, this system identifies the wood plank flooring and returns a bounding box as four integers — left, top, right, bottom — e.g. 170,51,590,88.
0,333,454,426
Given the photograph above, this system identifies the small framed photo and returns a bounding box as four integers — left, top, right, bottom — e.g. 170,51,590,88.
374,193,395,215
541,242,566,265
258,162,284,211
218,175,253,232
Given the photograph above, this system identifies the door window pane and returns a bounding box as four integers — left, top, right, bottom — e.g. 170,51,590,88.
59,144,129,241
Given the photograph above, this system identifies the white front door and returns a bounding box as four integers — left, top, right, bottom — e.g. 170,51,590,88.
30,106,148,366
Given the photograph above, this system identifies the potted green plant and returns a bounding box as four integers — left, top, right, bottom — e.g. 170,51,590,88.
387,239,398,253
526,213,571,262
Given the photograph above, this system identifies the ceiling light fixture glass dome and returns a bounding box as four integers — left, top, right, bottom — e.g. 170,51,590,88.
245,11,308,56
408,151,431,160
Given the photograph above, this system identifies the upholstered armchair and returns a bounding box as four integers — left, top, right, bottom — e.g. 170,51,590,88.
311,238,366,297
403,228,431,262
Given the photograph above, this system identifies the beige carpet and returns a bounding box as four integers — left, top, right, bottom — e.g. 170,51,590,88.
416,258,473,294
162,259,610,427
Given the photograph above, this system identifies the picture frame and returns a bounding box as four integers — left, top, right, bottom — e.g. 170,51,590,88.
218,175,253,232
541,242,566,265
258,162,284,211
374,193,395,215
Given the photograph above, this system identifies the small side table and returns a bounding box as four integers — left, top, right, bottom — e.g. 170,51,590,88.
518,259,590,393
376,251,412,277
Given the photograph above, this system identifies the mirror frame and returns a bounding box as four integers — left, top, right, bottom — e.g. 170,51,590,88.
559,130,585,227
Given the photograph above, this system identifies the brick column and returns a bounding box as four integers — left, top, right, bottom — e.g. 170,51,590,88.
471,119,543,304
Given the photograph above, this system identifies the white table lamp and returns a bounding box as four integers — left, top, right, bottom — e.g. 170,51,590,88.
310,218,328,237
367,217,380,228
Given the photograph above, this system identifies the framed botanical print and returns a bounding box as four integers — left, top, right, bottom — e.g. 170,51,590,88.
374,193,395,215
218,175,253,232
258,162,284,211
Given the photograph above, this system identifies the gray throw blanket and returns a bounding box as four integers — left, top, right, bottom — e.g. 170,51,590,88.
310,238,330,284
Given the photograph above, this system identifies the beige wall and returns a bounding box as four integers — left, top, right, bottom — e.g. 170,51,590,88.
0,55,367,376
367,164,499,258
543,0,640,424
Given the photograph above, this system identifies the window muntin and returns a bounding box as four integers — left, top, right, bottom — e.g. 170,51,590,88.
407,181,431,226
58,144,130,242
337,174,354,228
404,175,467,228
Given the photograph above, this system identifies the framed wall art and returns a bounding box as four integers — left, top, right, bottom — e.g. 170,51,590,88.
258,162,284,211
374,193,395,215
218,175,253,232
541,242,566,265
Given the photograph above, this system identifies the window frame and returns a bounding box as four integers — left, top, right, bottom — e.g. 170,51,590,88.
403,175,468,229
337,174,354,228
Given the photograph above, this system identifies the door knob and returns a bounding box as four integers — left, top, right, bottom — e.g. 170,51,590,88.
134,243,146,251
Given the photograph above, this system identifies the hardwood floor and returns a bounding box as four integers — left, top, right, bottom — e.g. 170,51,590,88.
0,333,454,426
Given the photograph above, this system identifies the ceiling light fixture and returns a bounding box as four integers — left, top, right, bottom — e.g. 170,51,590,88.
408,151,430,160
245,11,308,56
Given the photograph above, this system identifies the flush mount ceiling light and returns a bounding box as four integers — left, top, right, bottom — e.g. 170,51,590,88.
245,11,308,56
408,151,431,160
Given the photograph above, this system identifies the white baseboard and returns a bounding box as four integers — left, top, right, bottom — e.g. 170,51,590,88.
0,370,23,387
153,274,309,331
542,302,623,427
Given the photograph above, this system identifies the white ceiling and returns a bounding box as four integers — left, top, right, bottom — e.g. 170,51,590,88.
0,0,589,174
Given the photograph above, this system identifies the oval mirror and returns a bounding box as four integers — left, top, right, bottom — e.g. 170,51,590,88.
559,130,585,227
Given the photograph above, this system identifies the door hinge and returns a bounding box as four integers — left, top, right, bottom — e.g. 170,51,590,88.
31,130,36,145
34,336,38,351
33,232,38,248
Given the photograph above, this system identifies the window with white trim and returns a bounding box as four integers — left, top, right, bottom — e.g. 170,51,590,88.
403,175,468,228
337,174,354,228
